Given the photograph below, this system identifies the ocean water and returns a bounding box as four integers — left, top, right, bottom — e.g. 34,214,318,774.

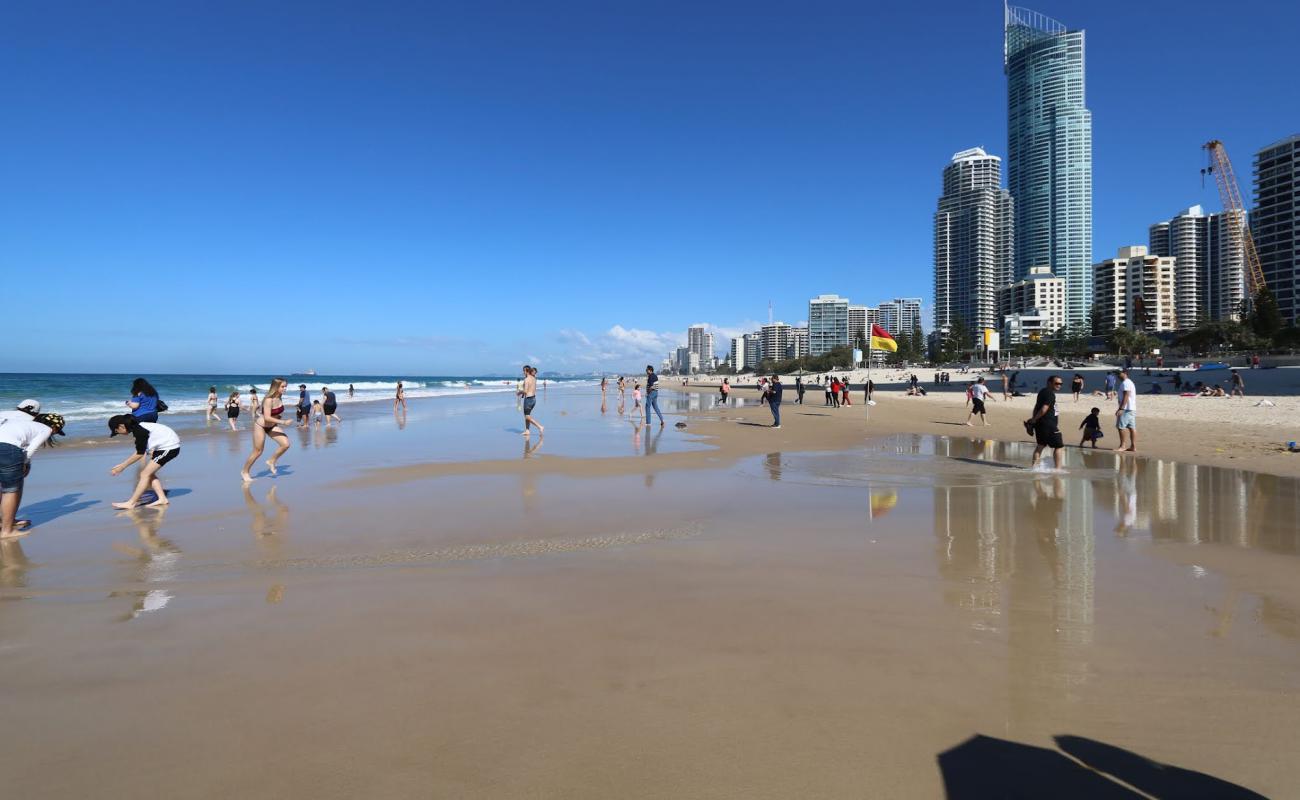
0,373,596,437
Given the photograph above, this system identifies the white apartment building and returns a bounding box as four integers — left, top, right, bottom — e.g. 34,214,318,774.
1149,205,1246,325
1091,246,1178,333
877,298,923,338
999,266,1066,334
742,332,763,370
791,327,809,359
761,322,794,363
808,294,850,355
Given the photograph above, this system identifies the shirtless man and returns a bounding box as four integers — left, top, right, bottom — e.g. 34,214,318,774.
522,366,544,437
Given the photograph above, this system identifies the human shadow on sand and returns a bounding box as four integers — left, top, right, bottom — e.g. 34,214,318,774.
938,734,1267,799
21,493,100,526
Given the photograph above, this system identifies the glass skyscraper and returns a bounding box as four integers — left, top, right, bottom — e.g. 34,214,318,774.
1004,4,1093,329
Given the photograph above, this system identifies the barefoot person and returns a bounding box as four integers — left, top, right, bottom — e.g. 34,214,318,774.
644,365,665,426
1025,375,1065,471
394,381,406,412
0,412,65,539
108,414,181,509
206,386,219,421
964,377,993,426
321,386,341,425
521,365,544,437
241,377,294,482
1115,369,1138,452
225,390,242,431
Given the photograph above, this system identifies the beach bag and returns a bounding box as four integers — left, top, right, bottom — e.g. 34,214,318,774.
157,399,169,413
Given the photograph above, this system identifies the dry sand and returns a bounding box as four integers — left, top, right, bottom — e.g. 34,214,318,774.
1,386,1298,798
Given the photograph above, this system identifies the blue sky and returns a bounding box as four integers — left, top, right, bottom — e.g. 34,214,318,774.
3,0,1296,375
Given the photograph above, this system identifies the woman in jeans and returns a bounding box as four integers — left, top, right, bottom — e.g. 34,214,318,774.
0,412,66,539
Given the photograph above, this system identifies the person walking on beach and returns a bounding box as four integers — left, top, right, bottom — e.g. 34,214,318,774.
823,379,833,407
840,377,851,407
1104,371,1116,400
321,386,341,424
521,365,545,437
829,377,840,408
965,377,993,426
1115,369,1138,452
1025,375,1065,470
1001,370,1010,400
248,386,259,418
207,386,220,421
644,365,664,427
0,412,65,539
294,384,311,428
795,376,805,405
241,377,295,482
719,378,730,407
1229,369,1245,398
767,374,783,428
1071,373,1084,401
601,376,608,396
394,381,406,412
225,390,241,431
348,384,355,398
865,379,874,404
126,378,162,423
108,414,181,509
632,382,642,411
1079,407,1103,448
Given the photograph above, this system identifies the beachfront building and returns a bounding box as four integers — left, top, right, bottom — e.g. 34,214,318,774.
998,266,1065,335
761,322,794,363
687,326,715,365
1092,246,1177,333
848,305,868,348
791,327,810,360
673,346,699,375
730,337,747,373
1002,311,1051,346
808,294,850,356
1149,205,1247,325
743,332,763,370
877,298,923,338
1253,134,1300,323
1005,5,1093,328
933,147,1015,334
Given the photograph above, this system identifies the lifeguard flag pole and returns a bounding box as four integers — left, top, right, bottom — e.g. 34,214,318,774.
866,324,897,409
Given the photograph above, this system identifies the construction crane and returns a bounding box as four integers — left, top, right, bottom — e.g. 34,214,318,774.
1201,140,1267,297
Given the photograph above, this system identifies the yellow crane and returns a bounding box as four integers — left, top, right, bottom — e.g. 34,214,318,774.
1202,140,1267,297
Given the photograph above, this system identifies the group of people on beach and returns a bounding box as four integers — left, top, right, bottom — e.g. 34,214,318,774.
1024,370,1139,470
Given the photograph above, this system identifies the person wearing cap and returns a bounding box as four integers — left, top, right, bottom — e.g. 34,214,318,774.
0,412,65,538
108,414,181,509
0,399,41,426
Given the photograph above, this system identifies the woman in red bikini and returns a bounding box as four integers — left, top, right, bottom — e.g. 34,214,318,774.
241,377,294,482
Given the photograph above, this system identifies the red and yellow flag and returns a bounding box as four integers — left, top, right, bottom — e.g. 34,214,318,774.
870,323,897,352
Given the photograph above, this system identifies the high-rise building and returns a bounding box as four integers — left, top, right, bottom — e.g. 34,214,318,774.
877,298,923,338
761,322,794,363
730,337,746,372
1005,5,1093,328
742,332,763,369
933,147,1016,333
686,326,714,364
791,327,810,359
808,294,850,355
1091,246,1177,333
1253,134,1300,323
998,266,1065,334
1149,205,1246,325
848,305,869,347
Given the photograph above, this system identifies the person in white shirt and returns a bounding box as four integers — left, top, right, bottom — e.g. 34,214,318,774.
0,411,65,538
1115,369,1138,452
108,414,182,509
964,377,995,426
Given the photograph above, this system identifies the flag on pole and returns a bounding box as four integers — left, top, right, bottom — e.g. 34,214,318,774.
870,324,897,353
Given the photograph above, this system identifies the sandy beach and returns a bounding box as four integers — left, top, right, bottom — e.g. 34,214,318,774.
2,384,1298,797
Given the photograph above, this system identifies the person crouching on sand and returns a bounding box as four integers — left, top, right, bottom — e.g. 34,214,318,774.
0,412,66,539
108,414,181,509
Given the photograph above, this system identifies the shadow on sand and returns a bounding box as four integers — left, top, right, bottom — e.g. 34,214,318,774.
938,734,1266,799
21,493,100,526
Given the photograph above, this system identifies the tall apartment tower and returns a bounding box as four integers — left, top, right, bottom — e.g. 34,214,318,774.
933,147,1015,333
761,322,794,363
847,305,869,347
808,294,850,356
1005,5,1093,328
1253,135,1300,323
877,298,923,338
1092,246,1177,333
1148,205,1246,325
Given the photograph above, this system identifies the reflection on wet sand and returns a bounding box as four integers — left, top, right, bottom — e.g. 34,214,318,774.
109,508,179,620
764,452,782,481
0,539,32,592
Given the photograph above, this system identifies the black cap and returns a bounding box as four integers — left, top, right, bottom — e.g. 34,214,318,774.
108,414,135,435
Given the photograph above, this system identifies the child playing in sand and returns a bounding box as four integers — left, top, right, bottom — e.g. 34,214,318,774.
1079,407,1103,448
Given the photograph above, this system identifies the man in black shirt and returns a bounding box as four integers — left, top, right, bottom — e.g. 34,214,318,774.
1025,375,1065,470
767,375,783,428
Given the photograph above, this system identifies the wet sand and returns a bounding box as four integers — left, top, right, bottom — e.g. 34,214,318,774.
2,387,1298,797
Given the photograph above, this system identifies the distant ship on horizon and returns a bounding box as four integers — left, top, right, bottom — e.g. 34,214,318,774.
291,369,318,377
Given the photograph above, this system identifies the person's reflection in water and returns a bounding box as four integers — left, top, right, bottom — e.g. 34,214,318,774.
109,508,179,620
324,425,339,447
244,484,289,540
1114,457,1138,536
523,436,543,459
644,422,663,456
0,538,32,591
394,407,407,430
601,395,607,415
765,452,782,481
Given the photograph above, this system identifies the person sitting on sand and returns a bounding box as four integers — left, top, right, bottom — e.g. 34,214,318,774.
108,414,180,509
1079,407,1103,448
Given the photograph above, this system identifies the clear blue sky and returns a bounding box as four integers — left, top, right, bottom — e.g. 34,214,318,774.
4,0,1296,374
